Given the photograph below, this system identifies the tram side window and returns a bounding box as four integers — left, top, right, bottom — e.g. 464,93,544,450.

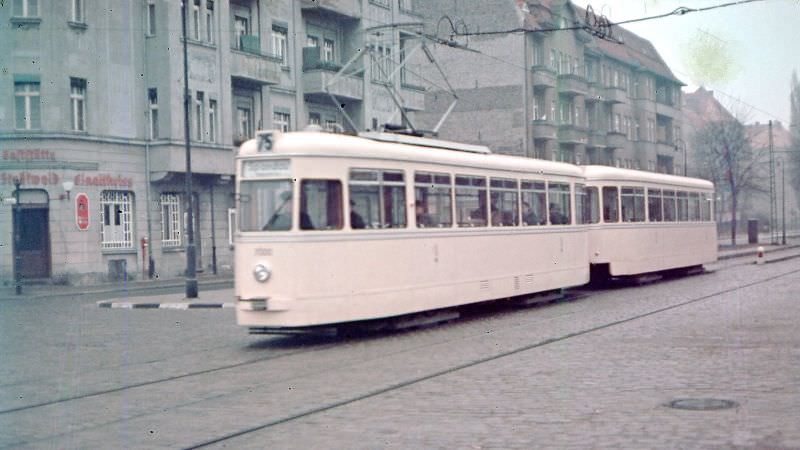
576,184,599,224
602,186,619,223
490,178,519,226
414,172,452,228
455,175,487,227
548,182,571,225
648,189,663,222
239,179,294,231
300,180,342,230
676,191,689,221
520,180,547,226
689,192,701,221
349,169,406,229
621,187,645,222
663,190,677,221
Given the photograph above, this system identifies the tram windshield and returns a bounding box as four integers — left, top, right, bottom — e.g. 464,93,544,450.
239,179,293,231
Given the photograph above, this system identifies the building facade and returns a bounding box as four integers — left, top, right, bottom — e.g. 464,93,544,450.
0,0,423,284
412,0,686,175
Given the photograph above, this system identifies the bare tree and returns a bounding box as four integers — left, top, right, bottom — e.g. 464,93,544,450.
693,119,764,244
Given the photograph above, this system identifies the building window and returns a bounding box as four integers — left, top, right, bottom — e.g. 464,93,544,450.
233,15,249,50
71,0,84,23
147,0,156,35
194,91,204,141
148,88,159,139
236,106,252,141
273,111,290,132
306,35,319,48
323,39,335,62
272,26,288,64
208,99,217,143
370,45,392,83
100,191,134,249
161,193,182,247
70,78,86,132
205,0,214,43
192,0,201,40
13,0,38,17
14,81,41,130
308,112,321,126
399,0,414,12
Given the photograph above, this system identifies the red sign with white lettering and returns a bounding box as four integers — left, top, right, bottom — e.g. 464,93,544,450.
76,193,90,231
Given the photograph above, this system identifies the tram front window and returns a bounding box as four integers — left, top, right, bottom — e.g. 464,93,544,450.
239,179,294,231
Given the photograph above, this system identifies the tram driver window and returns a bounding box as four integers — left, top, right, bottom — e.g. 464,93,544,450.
348,169,407,229
238,179,294,231
414,172,452,228
455,175,487,227
602,186,619,223
548,182,571,225
300,180,342,230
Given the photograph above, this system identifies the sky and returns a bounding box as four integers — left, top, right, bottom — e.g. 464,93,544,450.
571,0,799,126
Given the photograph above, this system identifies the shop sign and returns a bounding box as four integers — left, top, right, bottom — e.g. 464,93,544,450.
73,174,133,188
75,193,90,231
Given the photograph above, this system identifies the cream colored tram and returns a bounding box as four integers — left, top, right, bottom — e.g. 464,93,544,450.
234,130,589,331
580,165,717,277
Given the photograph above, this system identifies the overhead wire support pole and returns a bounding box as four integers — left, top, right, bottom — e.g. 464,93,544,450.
769,120,776,245
181,1,198,298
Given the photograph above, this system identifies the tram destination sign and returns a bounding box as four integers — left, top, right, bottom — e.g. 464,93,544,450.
242,159,291,178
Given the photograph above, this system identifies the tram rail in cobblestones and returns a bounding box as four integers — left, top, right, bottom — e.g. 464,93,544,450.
184,266,800,449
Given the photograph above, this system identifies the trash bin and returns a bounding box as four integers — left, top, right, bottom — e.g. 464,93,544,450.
747,219,758,244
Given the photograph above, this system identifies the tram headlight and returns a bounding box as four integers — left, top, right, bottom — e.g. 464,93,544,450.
253,264,271,283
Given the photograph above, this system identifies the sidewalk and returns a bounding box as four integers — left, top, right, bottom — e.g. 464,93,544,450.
0,272,233,302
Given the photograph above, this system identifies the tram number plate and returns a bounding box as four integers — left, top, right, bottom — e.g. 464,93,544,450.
243,160,291,178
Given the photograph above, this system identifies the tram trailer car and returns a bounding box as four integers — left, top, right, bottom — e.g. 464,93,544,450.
234,130,590,332
581,166,717,278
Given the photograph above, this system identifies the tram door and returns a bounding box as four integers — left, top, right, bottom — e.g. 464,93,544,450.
13,190,52,279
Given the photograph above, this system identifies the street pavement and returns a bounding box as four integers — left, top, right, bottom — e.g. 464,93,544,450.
1,241,800,449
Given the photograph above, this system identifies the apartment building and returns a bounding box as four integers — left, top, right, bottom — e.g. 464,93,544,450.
0,0,423,284
412,0,685,175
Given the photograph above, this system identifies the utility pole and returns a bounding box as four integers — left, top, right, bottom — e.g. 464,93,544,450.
781,159,786,245
768,120,777,244
182,1,198,298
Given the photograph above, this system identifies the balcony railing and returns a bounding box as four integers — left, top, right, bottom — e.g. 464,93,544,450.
531,120,557,140
557,73,587,96
230,38,282,85
532,66,557,87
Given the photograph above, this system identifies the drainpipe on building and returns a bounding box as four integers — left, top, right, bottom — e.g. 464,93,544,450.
210,181,217,274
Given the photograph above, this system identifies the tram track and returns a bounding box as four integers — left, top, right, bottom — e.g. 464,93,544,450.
184,266,800,449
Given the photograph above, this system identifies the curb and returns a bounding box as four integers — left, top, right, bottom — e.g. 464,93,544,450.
97,301,235,309
717,244,800,261
3,280,233,301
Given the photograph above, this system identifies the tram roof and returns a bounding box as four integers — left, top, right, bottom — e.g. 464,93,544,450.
580,165,714,190
240,130,584,178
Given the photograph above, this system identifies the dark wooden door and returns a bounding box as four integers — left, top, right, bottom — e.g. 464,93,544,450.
15,207,51,279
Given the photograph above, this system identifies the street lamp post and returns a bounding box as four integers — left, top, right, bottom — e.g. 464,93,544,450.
13,178,22,295
780,158,786,245
181,1,198,298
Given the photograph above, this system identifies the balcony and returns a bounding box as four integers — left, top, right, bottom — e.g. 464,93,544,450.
557,73,587,96
587,131,607,148
303,68,364,102
531,120,557,140
656,100,680,118
150,144,233,178
531,66,557,87
603,86,627,103
585,82,603,102
301,0,361,20
606,131,628,148
230,36,282,85
557,124,588,144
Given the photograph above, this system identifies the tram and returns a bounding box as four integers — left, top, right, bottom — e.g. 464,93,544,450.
233,129,716,333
